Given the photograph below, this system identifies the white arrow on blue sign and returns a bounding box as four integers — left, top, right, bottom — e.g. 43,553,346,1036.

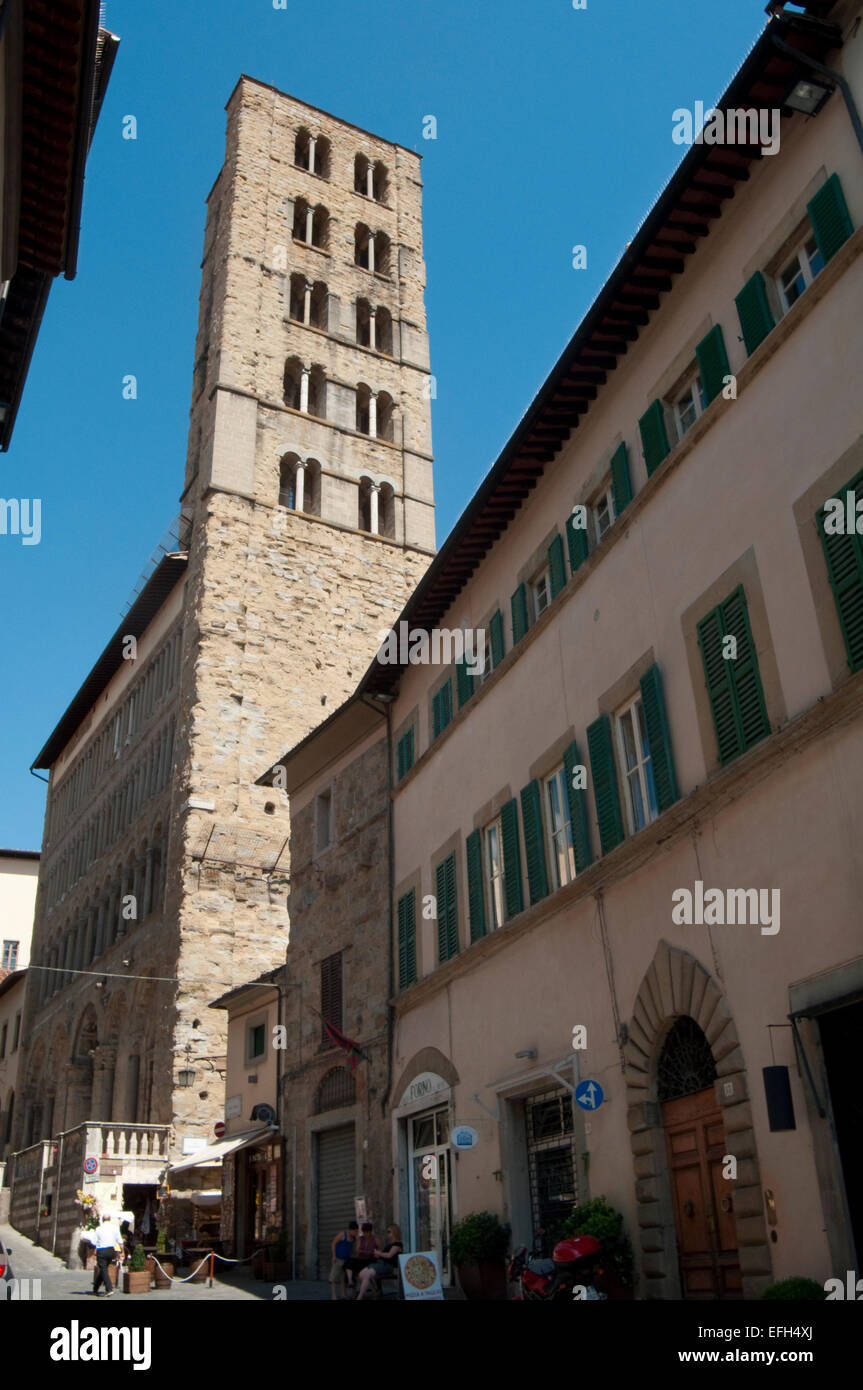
575,1079,604,1111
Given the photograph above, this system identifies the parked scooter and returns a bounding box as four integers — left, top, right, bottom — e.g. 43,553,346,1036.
508,1233,607,1301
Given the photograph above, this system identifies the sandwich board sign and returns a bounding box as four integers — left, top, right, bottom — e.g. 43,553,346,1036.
398,1250,444,1300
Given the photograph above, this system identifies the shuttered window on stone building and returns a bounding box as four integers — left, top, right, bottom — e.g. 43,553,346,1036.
697,586,770,766
432,679,453,740
435,853,459,963
396,727,415,781
321,951,343,1045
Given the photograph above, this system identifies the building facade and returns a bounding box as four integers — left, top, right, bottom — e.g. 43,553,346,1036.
262,0,863,1295
0,849,38,1180
11,81,435,1253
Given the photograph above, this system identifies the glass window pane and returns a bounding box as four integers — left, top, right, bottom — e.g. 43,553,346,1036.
620,709,638,772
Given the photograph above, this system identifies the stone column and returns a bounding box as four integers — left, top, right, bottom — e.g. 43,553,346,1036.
300,366,310,414
295,461,306,512
369,482,380,536
366,164,374,199
368,391,378,439
368,231,376,274
304,204,314,244
368,307,377,352
303,279,312,326
308,134,316,174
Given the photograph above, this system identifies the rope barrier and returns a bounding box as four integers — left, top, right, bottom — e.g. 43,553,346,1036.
146,1248,269,1284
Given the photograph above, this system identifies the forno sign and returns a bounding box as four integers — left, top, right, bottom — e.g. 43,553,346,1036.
400,1072,448,1106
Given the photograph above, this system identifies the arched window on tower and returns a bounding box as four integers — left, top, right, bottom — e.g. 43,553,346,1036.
295,128,329,176
355,383,371,435
373,230,391,277
289,273,306,322
376,390,395,443
358,476,374,533
290,277,328,329
284,357,303,411
304,459,322,517
354,154,370,195
295,127,312,170
354,154,389,204
378,482,395,539
279,453,301,509
308,365,327,419
293,200,329,250
372,161,389,203
354,223,371,270
375,306,393,356
356,298,372,348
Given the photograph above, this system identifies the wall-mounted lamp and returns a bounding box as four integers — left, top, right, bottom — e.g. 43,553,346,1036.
177,1045,196,1088
785,79,832,116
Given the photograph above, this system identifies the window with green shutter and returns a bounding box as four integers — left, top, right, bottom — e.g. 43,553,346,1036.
500,798,524,919
566,508,590,573
489,609,505,668
639,399,671,476
563,740,592,873
456,658,475,709
697,586,770,766
808,173,853,265
735,271,775,356
435,853,459,963
396,727,415,781
639,664,679,812
465,829,486,942
695,324,730,406
431,679,453,739
817,468,863,672
397,889,417,988
520,780,550,905
610,442,632,516
548,533,566,599
587,714,625,856
511,583,529,645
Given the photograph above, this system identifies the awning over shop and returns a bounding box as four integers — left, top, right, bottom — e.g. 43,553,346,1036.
167,1127,277,1175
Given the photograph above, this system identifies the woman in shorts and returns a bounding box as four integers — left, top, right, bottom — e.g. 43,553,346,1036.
356,1224,403,1300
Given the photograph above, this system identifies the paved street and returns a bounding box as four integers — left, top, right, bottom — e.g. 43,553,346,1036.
0,1225,330,1301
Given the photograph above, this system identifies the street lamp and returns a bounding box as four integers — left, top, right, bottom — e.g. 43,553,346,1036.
177,1045,196,1088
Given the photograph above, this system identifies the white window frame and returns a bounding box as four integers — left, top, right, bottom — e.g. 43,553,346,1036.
483,816,506,930
2,940,18,971
532,567,551,621
672,370,706,442
544,766,576,889
776,231,824,314
592,480,616,546
614,693,659,836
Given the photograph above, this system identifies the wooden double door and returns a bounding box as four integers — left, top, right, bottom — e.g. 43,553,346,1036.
663,1086,742,1299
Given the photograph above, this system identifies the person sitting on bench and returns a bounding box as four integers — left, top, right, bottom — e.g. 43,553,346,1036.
356,1224,403,1300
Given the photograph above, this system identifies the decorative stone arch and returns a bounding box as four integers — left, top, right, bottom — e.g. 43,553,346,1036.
624,939,772,1300
392,1047,459,1106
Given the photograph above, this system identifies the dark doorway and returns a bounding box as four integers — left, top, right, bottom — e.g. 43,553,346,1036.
818,1000,863,1264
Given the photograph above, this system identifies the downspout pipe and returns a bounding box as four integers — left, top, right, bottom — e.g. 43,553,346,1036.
771,33,863,157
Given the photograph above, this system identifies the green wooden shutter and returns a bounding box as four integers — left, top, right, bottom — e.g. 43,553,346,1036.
432,679,453,739
735,271,775,356
695,324,730,406
548,534,566,599
566,509,590,572
639,664,679,813
500,798,523,919
396,728,414,781
697,587,770,765
638,399,671,476
610,442,632,516
397,889,416,989
808,173,853,264
519,780,549,905
563,740,592,873
511,584,529,645
817,470,863,672
456,658,474,709
587,714,625,855
489,610,505,668
435,854,459,962
466,829,486,942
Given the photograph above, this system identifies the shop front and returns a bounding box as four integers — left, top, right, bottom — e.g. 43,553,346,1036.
393,1067,457,1286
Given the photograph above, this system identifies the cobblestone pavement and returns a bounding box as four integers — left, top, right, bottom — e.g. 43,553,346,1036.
0,1225,330,1301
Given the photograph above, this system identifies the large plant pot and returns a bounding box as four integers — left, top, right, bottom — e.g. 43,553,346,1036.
148,1256,175,1288
186,1250,211,1283
123,1270,151,1294
456,1259,508,1301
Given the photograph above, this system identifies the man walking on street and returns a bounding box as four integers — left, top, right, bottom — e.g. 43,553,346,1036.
86,1212,123,1296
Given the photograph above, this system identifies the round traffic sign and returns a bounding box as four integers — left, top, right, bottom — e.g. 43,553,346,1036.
214,1121,226,1138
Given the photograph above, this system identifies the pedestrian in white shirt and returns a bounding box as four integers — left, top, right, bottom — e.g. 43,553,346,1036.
86,1213,123,1296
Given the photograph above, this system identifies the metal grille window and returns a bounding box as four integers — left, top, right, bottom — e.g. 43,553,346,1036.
526,1088,578,1241
321,951,343,1045
316,1066,356,1113
657,1016,717,1103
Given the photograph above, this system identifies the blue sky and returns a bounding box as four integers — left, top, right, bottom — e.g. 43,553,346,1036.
0,0,769,850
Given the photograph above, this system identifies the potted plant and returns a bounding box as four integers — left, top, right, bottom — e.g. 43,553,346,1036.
149,1231,175,1288
75,1191,99,1270
124,1244,151,1295
761,1277,827,1300
560,1197,634,1300
449,1211,511,1300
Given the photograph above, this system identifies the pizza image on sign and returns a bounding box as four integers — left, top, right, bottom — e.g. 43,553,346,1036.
403,1254,436,1290
398,1250,443,1299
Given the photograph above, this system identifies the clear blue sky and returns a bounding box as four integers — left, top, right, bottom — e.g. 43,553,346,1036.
0,0,767,850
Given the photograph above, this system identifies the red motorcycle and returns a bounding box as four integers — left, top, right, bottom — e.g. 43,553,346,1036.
508,1234,607,1301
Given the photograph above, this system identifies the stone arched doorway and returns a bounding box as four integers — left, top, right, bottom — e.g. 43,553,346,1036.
66,1006,100,1130
623,941,773,1299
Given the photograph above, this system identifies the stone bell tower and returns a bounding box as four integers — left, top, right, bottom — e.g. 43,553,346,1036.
165,77,436,1140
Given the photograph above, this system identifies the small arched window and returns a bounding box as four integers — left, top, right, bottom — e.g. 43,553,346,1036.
372,161,389,203
293,201,329,250
354,154,370,196
308,365,326,419
358,476,374,533
356,298,372,348
375,306,393,356
354,223,371,270
376,390,395,443
355,383,371,435
284,357,303,410
379,482,395,539
295,128,312,170
315,1066,356,1113
657,1017,717,1103
279,453,300,509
